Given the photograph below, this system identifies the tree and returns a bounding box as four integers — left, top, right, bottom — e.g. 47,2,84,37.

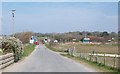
87,32,92,36
14,32,33,44
101,31,110,42
101,31,109,37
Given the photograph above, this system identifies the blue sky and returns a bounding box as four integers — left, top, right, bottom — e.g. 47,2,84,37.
2,2,118,35
1,0,120,2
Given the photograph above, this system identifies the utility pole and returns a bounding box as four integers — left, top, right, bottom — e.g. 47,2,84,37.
12,9,16,37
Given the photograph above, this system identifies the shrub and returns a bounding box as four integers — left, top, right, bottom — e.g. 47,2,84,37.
1,37,23,62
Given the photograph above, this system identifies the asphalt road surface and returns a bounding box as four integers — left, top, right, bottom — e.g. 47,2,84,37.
2,45,96,72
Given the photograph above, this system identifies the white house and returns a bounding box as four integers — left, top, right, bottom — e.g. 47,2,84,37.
29,36,37,44
54,40,58,43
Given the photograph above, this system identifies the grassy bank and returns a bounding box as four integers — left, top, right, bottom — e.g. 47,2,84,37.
61,54,119,73
45,44,63,52
22,44,36,57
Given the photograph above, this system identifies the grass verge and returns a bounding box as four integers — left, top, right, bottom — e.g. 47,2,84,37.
22,44,36,57
45,44,63,52
61,53,120,73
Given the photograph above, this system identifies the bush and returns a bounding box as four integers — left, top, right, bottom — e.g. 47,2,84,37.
1,37,23,62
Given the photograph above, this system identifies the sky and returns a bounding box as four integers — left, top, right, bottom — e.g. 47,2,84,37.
0,2,2,35
1,2,118,35
1,0,120,2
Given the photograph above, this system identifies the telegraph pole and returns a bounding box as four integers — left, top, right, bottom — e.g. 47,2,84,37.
12,9,16,37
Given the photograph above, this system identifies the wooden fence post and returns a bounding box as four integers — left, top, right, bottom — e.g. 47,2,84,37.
118,57,120,70
72,48,74,56
68,48,70,55
92,51,94,61
80,53,81,58
96,52,98,63
73,47,75,56
90,52,92,61
104,53,106,65
114,55,116,68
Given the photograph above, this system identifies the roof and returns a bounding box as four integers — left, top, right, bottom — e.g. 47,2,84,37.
83,38,90,40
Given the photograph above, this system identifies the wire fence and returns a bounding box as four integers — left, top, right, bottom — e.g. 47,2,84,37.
68,47,119,70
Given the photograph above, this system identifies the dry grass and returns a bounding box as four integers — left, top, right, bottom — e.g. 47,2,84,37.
75,44,118,54
53,43,118,54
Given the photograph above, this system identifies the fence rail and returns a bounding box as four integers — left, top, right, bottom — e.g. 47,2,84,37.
0,53,14,69
68,48,119,69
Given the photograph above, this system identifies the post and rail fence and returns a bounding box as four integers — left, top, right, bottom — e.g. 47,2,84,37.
68,47,120,70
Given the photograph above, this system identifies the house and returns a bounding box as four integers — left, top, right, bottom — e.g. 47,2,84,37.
29,36,37,44
81,37,90,43
54,40,58,43
44,38,50,43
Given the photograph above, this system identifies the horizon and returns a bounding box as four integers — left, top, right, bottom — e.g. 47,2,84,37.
0,31,118,36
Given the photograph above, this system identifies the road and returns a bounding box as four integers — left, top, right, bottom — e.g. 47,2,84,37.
2,45,96,72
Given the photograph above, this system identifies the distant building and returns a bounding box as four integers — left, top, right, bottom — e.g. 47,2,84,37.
44,38,50,43
29,39,34,44
29,36,37,44
81,37,90,43
54,40,58,43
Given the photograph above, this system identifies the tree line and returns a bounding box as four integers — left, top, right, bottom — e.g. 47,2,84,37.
34,31,118,43
11,31,118,43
